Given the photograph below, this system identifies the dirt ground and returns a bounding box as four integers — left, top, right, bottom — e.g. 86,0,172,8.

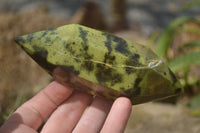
125,103,200,133
0,8,200,132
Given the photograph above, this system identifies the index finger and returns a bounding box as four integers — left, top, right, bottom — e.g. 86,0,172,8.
3,81,74,130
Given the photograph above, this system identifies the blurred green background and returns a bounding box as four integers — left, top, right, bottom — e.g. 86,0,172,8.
0,0,200,132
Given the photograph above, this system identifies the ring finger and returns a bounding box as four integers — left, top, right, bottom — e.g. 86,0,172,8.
72,96,113,133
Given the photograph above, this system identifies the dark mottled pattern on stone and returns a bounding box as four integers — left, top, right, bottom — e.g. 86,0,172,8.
104,52,116,65
84,53,93,60
133,78,142,96
79,27,88,44
123,88,133,98
79,27,88,42
123,77,142,98
15,37,25,45
31,45,80,76
74,58,81,63
48,28,56,32
102,32,131,56
95,64,122,86
82,52,94,71
55,36,62,41
65,43,73,54
102,33,113,52
132,54,140,60
125,67,137,74
120,87,125,92
113,37,130,56
64,41,71,50
31,46,56,72
60,65,80,75
50,36,61,44
39,31,48,39
81,61,94,71
45,37,51,43
169,68,177,84
83,51,93,68
78,27,95,71
83,45,88,51
27,33,35,42
48,28,57,35
126,54,140,66
125,54,141,74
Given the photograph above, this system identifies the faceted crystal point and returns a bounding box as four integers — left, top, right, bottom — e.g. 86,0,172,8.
15,24,183,105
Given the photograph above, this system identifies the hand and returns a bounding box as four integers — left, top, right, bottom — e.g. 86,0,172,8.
0,81,132,133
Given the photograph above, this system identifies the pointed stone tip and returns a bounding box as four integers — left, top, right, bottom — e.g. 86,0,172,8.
14,36,25,45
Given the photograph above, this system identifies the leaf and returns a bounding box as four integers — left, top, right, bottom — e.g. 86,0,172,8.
181,0,200,12
156,17,200,58
168,51,200,73
177,26,200,36
148,30,160,49
179,41,200,50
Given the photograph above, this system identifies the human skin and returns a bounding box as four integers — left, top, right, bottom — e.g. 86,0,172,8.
0,81,132,133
